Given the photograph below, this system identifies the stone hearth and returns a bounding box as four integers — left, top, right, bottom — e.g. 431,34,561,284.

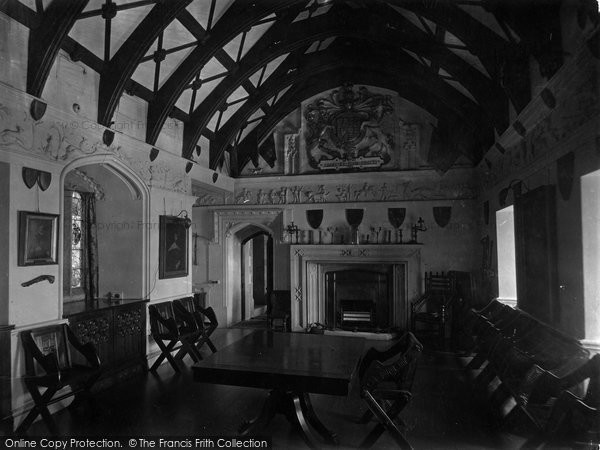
289,245,422,332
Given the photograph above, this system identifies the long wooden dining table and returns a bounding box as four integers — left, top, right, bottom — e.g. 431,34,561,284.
192,330,365,448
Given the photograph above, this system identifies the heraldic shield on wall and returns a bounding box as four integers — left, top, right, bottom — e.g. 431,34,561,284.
301,83,415,173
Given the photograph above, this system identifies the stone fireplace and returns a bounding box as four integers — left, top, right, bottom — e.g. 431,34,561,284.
289,245,422,332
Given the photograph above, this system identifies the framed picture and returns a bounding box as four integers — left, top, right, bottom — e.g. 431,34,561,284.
18,211,59,266
159,215,189,279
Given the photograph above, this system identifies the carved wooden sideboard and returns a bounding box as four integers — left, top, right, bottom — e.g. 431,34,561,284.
64,299,148,387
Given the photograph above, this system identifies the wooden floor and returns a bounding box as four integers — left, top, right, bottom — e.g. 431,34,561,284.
16,328,531,449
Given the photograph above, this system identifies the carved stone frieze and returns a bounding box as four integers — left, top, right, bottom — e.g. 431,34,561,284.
0,101,190,195
480,51,600,190
194,179,477,206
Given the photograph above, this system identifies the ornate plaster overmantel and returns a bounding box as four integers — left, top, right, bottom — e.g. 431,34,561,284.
289,244,422,332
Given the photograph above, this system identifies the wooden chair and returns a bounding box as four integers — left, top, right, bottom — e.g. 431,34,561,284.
148,301,202,373
16,324,102,435
525,354,600,448
173,296,218,355
267,290,291,332
357,332,423,449
411,272,456,344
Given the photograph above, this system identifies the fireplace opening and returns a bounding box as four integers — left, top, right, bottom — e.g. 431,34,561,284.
325,267,392,331
339,299,375,330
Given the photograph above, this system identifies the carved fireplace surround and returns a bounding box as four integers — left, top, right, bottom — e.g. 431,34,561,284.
289,245,422,333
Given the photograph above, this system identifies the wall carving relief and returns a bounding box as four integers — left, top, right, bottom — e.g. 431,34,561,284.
0,100,190,195
481,52,600,190
193,179,476,207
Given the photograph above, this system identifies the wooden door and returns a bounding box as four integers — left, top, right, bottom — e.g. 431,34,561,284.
514,185,558,325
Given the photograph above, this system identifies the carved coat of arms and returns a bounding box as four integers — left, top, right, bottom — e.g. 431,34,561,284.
303,84,395,171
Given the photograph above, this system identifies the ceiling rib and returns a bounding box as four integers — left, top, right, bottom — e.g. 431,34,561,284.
27,0,89,97
97,0,192,127
144,0,302,147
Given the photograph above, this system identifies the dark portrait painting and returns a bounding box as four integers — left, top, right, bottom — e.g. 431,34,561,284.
18,211,59,266
159,215,188,279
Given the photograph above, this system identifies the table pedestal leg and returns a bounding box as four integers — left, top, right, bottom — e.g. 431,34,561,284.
239,390,338,448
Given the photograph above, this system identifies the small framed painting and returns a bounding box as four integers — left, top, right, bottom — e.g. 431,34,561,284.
159,215,189,279
18,211,59,266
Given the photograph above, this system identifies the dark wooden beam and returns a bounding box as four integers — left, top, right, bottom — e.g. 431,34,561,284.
145,0,300,146
207,44,489,170
97,0,192,126
231,66,482,173
26,0,88,97
184,5,506,160
400,0,531,112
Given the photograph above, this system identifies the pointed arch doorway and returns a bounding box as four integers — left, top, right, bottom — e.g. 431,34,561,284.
240,228,273,321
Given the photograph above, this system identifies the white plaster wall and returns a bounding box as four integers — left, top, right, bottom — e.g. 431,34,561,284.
0,12,28,92
8,162,62,327
84,164,144,299
42,51,99,125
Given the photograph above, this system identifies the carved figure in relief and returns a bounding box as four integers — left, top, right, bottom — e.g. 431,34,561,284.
277,187,288,204
235,188,251,204
314,185,329,203
335,184,350,202
257,189,269,205
290,186,303,204
353,182,374,201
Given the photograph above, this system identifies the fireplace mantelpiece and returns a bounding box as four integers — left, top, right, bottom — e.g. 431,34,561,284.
290,245,422,332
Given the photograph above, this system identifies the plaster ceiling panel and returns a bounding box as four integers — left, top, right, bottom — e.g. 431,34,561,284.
247,68,263,88
457,4,512,41
444,31,466,48
222,32,243,61
206,111,219,132
220,100,245,127
193,78,222,106
275,85,292,103
158,46,195,89
17,0,35,11
266,95,276,107
261,53,290,83
130,59,155,90
83,0,104,13
42,0,52,10
312,4,333,17
402,48,423,64
293,10,311,23
444,78,478,103
239,119,259,142
162,18,197,49
319,37,336,51
69,17,105,59
449,47,490,77
438,68,452,78
226,86,249,104
175,87,194,113
109,5,154,59
388,5,427,33
247,109,264,123
186,0,234,30
305,41,320,54
201,56,227,80
240,18,275,60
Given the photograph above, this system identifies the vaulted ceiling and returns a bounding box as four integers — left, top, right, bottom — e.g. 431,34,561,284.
3,0,597,175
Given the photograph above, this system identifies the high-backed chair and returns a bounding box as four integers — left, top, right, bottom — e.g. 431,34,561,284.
17,324,102,434
357,332,423,449
411,272,456,344
267,290,291,332
173,296,218,355
148,301,202,373
525,354,600,447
